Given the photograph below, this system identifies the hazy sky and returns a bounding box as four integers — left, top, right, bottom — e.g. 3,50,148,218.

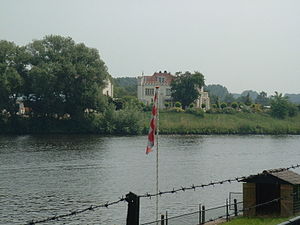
1,0,299,94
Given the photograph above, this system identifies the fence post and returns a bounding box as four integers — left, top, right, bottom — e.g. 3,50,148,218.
199,204,201,225
161,214,164,225
201,205,205,224
226,199,229,222
126,192,140,225
234,199,238,217
166,211,168,225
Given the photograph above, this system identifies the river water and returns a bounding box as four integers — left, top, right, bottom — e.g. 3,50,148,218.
1,135,300,225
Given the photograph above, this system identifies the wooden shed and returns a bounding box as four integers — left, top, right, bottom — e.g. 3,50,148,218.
241,169,300,217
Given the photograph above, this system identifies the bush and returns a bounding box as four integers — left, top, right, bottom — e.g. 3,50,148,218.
189,103,194,108
175,101,182,108
231,102,238,109
168,107,184,113
201,103,206,109
220,102,227,109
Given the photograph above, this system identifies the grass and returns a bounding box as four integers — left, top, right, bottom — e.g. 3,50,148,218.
143,111,300,135
224,217,289,225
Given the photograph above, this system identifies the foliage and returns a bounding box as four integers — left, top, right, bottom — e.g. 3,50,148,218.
24,35,109,118
240,90,259,100
171,71,205,108
220,102,227,109
113,77,137,97
270,92,298,119
167,107,184,113
205,84,230,102
255,91,270,106
231,102,238,109
0,40,27,116
175,101,182,108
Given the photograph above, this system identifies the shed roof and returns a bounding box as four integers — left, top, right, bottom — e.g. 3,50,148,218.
241,169,300,185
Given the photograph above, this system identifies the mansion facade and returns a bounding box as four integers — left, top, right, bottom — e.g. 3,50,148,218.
137,71,210,110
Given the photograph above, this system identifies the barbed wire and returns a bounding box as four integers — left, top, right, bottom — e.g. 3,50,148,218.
25,163,300,224
138,164,300,198
25,197,126,225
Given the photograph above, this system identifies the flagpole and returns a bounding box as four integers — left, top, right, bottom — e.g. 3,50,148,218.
155,86,159,223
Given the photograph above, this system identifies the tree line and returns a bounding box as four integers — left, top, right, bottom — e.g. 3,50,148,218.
0,35,144,134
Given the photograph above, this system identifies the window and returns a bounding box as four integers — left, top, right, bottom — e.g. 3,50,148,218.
156,77,165,83
145,88,154,96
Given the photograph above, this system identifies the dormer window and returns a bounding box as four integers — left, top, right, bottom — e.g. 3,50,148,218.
156,77,165,83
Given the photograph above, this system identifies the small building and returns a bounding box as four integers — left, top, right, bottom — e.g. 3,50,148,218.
242,169,300,217
137,71,210,109
102,78,114,97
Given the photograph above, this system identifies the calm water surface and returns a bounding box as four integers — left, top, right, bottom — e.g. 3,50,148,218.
1,135,300,225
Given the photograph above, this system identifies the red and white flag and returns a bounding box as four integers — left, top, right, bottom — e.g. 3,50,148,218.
146,87,159,154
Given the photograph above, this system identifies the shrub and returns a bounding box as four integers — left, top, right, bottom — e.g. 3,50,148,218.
201,103,206,109
220,102,227,109
164,102,169,108
175,101,182,108
231,102,238,109
189,103,194,108
168,107,184,113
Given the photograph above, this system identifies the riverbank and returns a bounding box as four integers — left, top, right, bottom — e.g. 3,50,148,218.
1,112,300,135
155,112,300,135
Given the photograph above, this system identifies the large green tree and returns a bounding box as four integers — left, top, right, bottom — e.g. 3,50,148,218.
0,40,27,116
25,35,109,118
270,92,298,119
171,71,205,108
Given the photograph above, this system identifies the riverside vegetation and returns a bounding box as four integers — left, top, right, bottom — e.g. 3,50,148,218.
1,35,300,135
2,103,300,135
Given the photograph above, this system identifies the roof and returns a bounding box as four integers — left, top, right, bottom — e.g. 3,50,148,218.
143,71,175,85
241,169,300,185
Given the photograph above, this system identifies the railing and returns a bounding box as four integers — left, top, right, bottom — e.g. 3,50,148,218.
141,200,243,225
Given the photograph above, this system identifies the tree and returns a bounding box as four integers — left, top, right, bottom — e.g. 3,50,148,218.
171,71,205,109
255,91,270,106
0,40,26,116
270,92,298,119
25,35,109,118
205,84,229,102
113,77,137,97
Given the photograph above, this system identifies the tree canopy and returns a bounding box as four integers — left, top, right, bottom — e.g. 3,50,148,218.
0,35,110,119
270,92,298,119
171,71,205,108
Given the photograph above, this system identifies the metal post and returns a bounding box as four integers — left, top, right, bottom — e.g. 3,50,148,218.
161,214,164,225
201,205,205,224
234,199,238,217
166,211,168,225
199,204,201,225
226,199,229,222
126,192,140,225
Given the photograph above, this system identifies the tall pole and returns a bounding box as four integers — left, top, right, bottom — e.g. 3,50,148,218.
155,86,160,223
